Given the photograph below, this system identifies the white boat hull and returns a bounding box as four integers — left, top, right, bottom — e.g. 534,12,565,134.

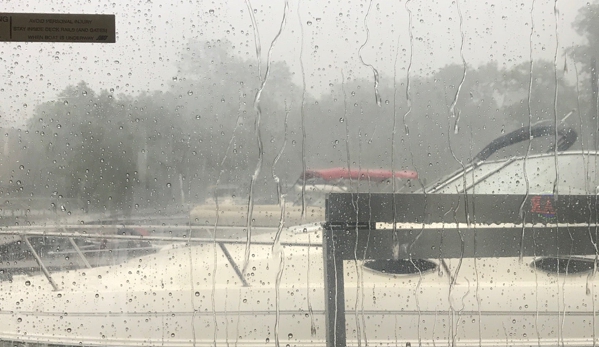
0,230,597,346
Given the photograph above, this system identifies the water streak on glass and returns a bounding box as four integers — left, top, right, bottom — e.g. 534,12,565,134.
242,0,287,275
209,89,247,347
454,278,471,347
298,0,308,221
357,133,368,345
531,225,541,346
392,12,401,193
447,119,471,227
342,70,351,182
332,235,340,347
576,57,599,346
272,104,290,347
297,0,315,335
552,0,561,200
341,69,363,347
213,83,247,347
448,193,465,347
272,104,291,250
211,231,219,347
273,248,285,347
187,214,197,347
519,0,536,263
358,0,382,107
352,198,363,347
468,128,482,347
391,14,401,265
224,288,230,347
402,0,413,135
449,0,467,135
244,0,262,79
552,2,562,344
409,259,424,347
361,179,372,346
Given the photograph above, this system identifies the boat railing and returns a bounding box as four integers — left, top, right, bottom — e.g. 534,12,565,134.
0,224,320,291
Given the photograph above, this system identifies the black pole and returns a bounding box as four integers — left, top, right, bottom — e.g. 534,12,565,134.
323,224,346,347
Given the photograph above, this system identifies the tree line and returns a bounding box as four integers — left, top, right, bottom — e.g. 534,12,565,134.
6,3,599,216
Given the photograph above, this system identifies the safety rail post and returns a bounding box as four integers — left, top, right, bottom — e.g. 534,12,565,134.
22,235,60,291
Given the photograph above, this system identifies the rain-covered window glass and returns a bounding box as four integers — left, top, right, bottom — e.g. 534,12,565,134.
1,0,599,346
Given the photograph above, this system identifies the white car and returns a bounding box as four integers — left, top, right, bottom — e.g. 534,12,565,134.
0,122,597,347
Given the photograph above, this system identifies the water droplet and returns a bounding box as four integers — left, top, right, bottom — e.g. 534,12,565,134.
195,291,200,297
209,9,215,14
288,333,293,339
25,280,30,286
171,333,175,337
195,115,201,120
306,21,312,26
172,76,178,81
339,118,344,123
166,183,172,188
63,100,69,105
82,91,87,96
67,328,72,333
17,318,22,323
187,90,193,96
266,338,270,343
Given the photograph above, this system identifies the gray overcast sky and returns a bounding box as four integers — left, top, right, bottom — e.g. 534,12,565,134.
0,0,591,127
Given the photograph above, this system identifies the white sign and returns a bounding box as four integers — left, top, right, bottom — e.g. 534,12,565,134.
0,13,115,43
